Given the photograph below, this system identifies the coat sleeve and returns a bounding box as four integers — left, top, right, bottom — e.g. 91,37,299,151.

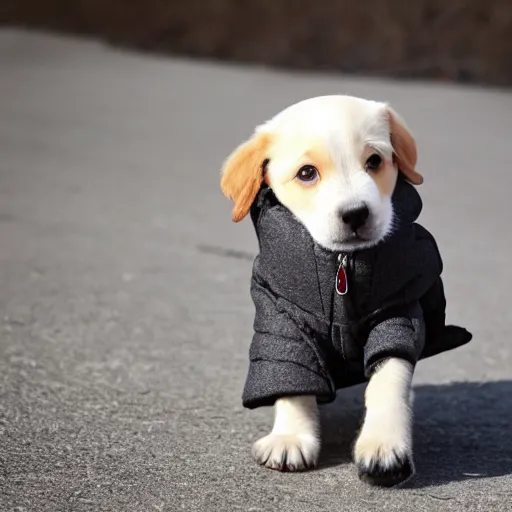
363,301,426,377
242,276,334,409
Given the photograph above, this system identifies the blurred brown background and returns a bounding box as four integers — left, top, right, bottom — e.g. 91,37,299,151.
1,0,511,86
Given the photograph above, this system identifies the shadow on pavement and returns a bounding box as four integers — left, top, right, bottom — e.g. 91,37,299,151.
318,381,512,488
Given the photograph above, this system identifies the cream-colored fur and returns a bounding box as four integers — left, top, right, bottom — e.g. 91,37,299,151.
221,95,421,252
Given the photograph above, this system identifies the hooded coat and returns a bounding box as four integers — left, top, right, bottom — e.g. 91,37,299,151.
242,176,472,409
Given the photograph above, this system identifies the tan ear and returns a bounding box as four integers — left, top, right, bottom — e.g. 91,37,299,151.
388,108,423,185
220,132,271,222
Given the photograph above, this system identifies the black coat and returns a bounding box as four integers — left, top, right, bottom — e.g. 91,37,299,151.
242,177,472,409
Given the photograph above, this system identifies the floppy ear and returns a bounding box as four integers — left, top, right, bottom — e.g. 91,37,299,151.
388,108,423,185
220,132,271,222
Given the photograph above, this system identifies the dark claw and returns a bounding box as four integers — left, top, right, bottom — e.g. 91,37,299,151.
299,449,310,470
279,448,288,470
357,454,414,487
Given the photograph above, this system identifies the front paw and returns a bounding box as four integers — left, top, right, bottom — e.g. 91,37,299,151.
354,430,414,487
252,433,320,472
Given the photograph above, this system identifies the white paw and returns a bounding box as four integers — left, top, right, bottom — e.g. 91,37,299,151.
354,414,414,487
252,433,320,472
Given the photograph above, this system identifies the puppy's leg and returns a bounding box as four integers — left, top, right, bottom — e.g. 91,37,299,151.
354,358,415,487
252,395,320,471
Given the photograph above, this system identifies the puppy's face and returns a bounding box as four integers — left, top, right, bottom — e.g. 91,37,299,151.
221,96,422,252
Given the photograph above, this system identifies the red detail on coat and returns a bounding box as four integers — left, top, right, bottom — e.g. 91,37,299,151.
337,265,348,295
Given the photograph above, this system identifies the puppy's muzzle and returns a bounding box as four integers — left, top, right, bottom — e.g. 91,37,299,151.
340,205,370,233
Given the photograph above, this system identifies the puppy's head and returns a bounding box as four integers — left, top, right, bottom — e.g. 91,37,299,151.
221,95,422,251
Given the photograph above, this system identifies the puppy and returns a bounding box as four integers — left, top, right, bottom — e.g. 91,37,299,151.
220,95,471,486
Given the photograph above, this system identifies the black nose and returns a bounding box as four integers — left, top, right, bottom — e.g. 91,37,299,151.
341,206,370,232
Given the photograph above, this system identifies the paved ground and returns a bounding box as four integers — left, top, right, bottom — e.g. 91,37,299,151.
0,29,511,512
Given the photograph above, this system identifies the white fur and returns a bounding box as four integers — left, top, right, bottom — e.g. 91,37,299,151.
259,95,396,252
354,358,414,472
252,395,320,471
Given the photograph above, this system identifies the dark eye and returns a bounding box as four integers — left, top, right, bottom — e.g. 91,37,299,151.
296,165,319,183
365,154,382,171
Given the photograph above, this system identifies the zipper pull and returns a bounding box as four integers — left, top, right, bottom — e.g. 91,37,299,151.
336,254,348,295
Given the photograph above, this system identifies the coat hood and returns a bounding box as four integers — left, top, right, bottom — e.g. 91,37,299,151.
392,175,423,228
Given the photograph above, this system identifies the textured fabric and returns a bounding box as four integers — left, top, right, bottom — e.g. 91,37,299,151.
242,176,472,409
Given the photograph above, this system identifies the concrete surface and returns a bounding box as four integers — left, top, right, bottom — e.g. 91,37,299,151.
0,29,511,512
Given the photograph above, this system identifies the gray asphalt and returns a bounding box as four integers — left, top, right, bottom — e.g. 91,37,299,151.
0,29,511,512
